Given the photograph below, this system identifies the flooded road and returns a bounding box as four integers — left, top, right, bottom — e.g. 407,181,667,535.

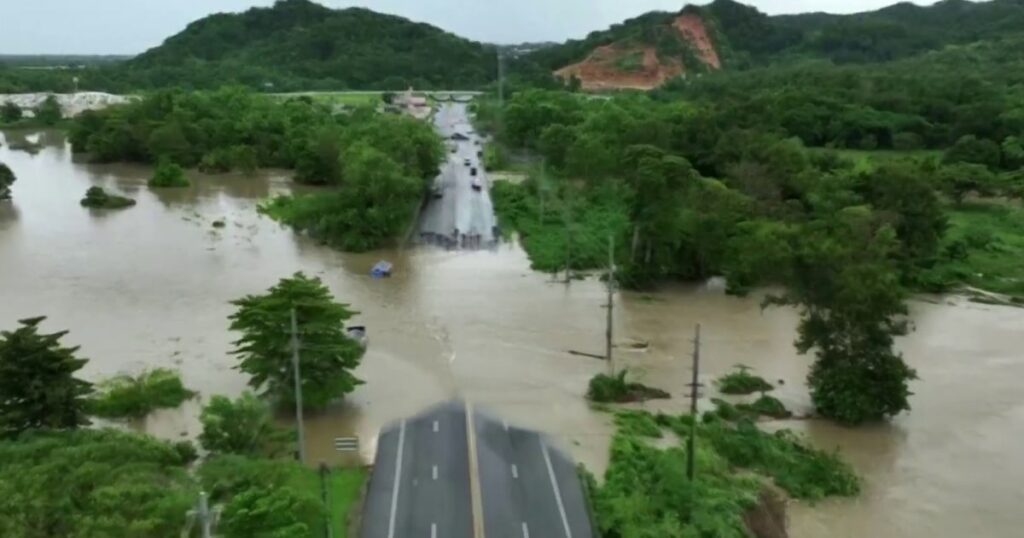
1,131,1022,537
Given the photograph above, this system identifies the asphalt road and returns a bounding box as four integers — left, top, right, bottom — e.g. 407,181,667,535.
360,400,594,538
418,103,498,249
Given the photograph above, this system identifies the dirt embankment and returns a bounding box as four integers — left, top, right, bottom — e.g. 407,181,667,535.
555,45,682,91
554,11,722,91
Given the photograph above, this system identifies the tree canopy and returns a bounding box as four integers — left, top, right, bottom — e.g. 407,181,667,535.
0,317,93,438
229,272,364,410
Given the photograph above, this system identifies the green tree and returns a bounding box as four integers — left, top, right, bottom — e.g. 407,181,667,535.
938,162,996,205
229,272,364,410
149,159,190,188
220,486,323,538
0,317,93,438
1001,135,1024,170
0,162,14,200
943,135,1002,169
0,101,22,123
34,95,62,126
0,429,196,538
199,392,293,457
772,208,917,425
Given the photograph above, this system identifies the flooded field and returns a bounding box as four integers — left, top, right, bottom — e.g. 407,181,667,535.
1,131,1022,537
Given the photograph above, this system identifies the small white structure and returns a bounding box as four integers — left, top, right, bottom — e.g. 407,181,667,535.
0,92,135,118
392,87,431,120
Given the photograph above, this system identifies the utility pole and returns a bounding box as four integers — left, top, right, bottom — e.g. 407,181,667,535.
290,307,306,464
687,324,702,481
605,235,615,375
497,48,505,110
185,491,218,538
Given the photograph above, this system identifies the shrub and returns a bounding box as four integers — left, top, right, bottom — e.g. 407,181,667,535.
90,368,196,419
716,365,775,395
34,95,62,126
0,102,22,123
738,395,792,419
80,186,136,209
0,162,15,200
149,160,190,188
199,392,293,457
587,371,629,402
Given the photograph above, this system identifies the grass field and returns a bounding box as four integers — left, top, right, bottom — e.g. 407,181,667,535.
936,200,1024,299
812,148,942,172
294,465,367,537
275,92,384,107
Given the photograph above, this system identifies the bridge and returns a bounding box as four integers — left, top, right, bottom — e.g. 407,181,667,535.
360,400,595,538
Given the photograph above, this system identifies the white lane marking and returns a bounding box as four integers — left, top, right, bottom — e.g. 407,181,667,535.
511,464,519,479
432,465,438,480
541,440,573,538
522,522,530,538
387,420,407,538
433,420,439,433
431,522,437,538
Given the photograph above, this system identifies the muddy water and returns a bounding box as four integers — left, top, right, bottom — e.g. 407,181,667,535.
1,131,1022,537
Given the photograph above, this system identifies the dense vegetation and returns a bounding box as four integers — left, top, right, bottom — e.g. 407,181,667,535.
488,31,1024,422
716,365,775,395
89,368,195,419
70,86,442,250
592,407,857,537
1,0,497,93
229,272,365,410
0,429,198,537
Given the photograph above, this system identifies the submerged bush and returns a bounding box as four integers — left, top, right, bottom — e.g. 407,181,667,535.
149,160,190,188
587,370,669,403
90,368,196,419
0,162,14,200
80,186,136,209
716,365,775,395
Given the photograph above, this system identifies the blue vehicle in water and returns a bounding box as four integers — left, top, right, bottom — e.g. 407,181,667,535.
371,261,393,278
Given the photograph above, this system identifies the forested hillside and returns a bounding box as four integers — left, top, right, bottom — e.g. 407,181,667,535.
516,0,1024,88
126,0,495,90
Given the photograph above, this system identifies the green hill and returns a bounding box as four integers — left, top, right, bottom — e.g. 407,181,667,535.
517,0,1024,89
125,0,496,90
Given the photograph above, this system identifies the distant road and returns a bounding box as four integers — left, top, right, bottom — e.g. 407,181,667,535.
360,401,595,538
418,102,497,249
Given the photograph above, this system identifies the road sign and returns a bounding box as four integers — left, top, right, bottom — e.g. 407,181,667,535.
334,436,359,452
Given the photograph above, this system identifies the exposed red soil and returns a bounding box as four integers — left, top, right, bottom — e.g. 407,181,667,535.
554,12,722,91
672,12,722,69
555,44,683,91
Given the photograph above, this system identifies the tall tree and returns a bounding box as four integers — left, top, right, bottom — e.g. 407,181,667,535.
229,273,364,410
34,95,62,126
0,101,21,123
0,317,93,438
770,208,917,425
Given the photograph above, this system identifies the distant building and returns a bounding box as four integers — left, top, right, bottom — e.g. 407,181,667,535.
392,87,432,120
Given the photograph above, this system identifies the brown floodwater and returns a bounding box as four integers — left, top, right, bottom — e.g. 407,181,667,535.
1,131,1022,537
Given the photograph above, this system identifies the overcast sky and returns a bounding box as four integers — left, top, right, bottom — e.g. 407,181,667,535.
0,0,952,55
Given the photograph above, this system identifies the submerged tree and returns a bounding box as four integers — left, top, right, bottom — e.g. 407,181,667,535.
0,317,93,438
0,101,21,123
769,207,917,425
229,273,364,410
34,95,62,126
0,162,14,200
